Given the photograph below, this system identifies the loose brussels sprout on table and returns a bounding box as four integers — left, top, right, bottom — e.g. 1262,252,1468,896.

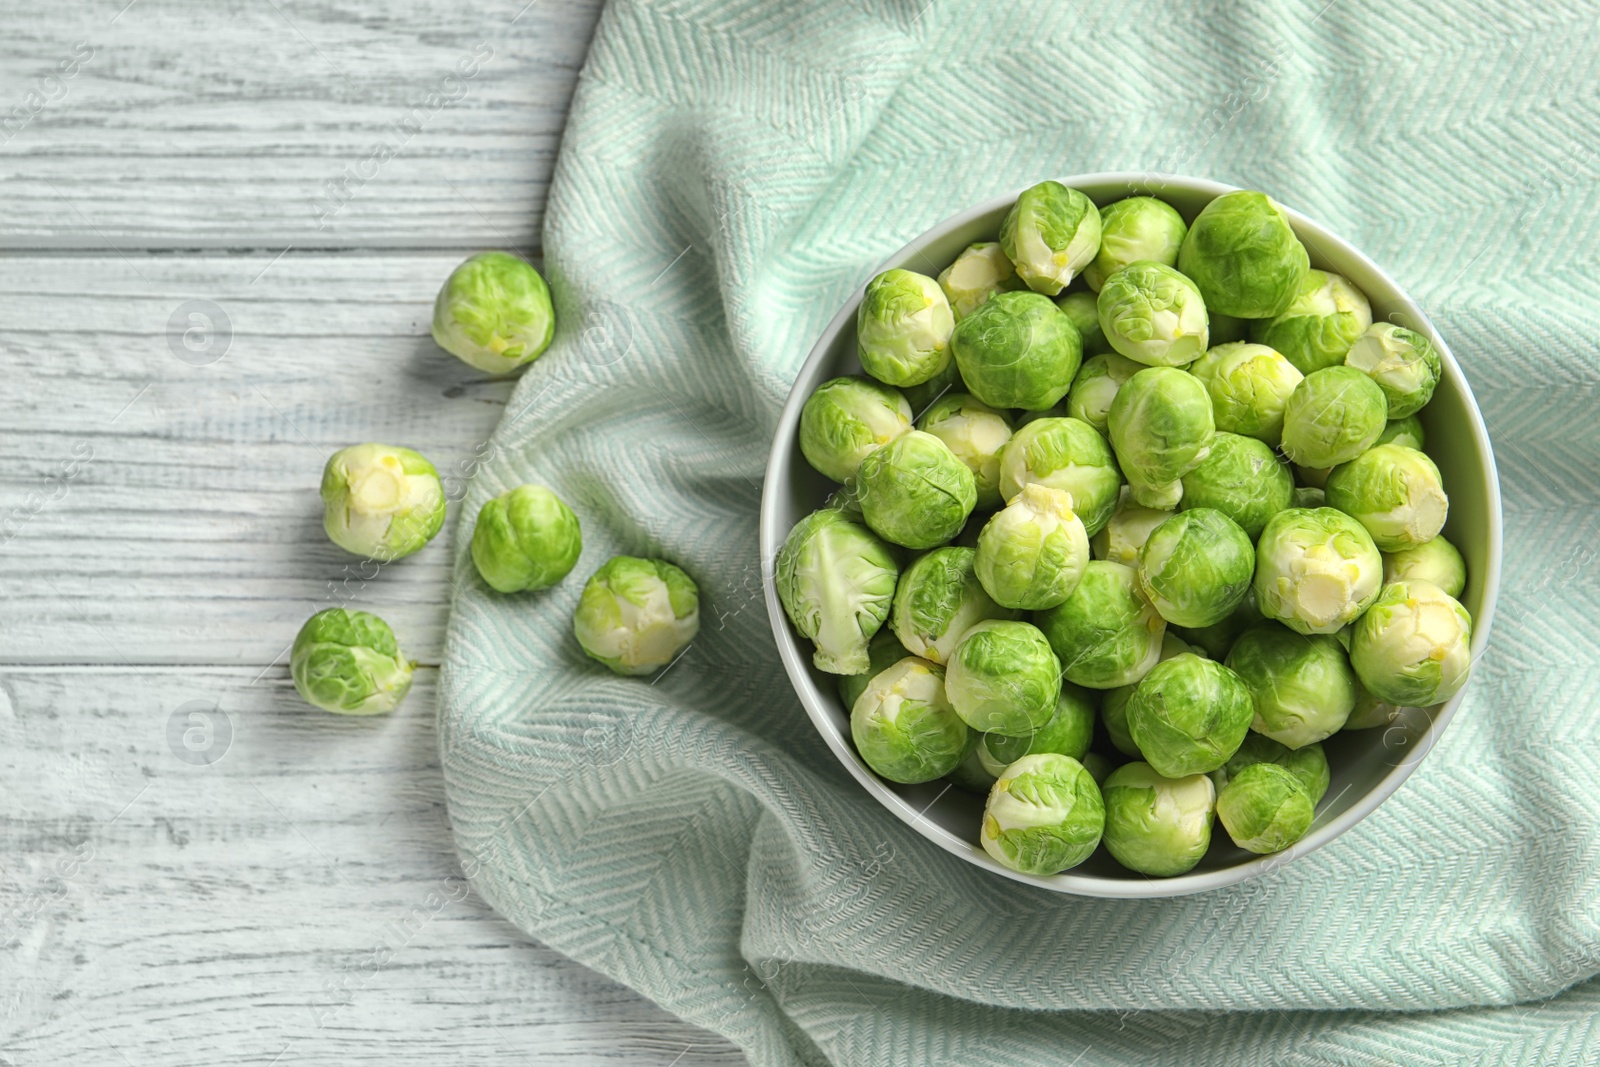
857,268,955,388
1216,762,1315,854
1324,444,1448,552
1108,367,1216,509
974,484,1089,611
1100,762,1216,876
1090,486,1173,566
470,484,582,593
1054,291,1112,356
1177,190,1309,318
1179,432,1295,539
978,682,1098,771
995,416,1122,535
1136,508,1255,628
1083,196,1188,292
1210,733,1329,804
857,430,977,549
777,509,899,674
1066,351,1142,433
1188,342,1303,447
1225,624,1356,747
1096,260,1210,367
1280,366,1389,469
937,241,1023,320
999,180,1102,295
1344,322,1441,418
798,376,913,483
1125,653,1255,777
1349,580,1473,707
1253,507,1383,635
917,393,1014,509
321,443,446,561
952,290,1083,411
945,620,1062,736
1383,535,1466,598
850,657,969,784
1249,269,1372,374
1036,560,1166,689
981,753,1106,875
891,546,1013,664
291,608,415,715
432,251,555,374
574,556,700,676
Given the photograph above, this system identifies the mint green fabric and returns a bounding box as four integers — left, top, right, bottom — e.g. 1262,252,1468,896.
439,1,1600,1063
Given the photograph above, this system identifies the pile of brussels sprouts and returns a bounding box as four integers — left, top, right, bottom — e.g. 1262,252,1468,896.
290,253,700,717
778,181,1474,879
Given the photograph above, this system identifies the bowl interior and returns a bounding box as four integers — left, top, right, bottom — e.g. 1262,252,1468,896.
761,173,1502,897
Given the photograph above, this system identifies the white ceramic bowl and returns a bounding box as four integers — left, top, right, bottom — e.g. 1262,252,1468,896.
760,173,1502,897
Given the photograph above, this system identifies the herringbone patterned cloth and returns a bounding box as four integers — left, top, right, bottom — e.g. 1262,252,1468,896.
439,1,1600,1063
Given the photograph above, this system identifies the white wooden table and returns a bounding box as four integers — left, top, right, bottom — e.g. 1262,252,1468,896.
0,2,745,1062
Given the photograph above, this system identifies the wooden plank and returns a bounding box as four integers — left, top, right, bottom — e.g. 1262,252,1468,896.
0,665,746,1064
0,0,606,250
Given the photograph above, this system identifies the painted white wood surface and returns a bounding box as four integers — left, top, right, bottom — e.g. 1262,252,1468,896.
0,1,749,1062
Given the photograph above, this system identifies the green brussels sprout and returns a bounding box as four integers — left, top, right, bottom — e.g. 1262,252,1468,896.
291,608,415,715
946,620,1063,736
798,376,914,483
850,657,969,784
1179,433,1295,540
979,682,1098,772
1081,752,1115,785
1291,486,1325,509
899,355,963,417
995,416,1122,535
1108,367,1216,509
470,484,582,593
1171,590,1264,660
947,730,999,794
1376,413,1425,451
1249,270,1372,375
431,251,555,374
1210,733,1329,803
1280,366,1389,469
836,628,908,711
952,291,1083,411
1100,761,1216,876
1083,197,1188,292
917,393,1014,509
1102,631,1194,756
1215,762,1314,853
856,430,977,549
320,443,446,561
1384,535,1466,599
980,753,1105,875
1176,190,1310,318
1054,291,1112,356
1187,342,1304,447
1036,560,1166,689
856,268,955,388
1065,352,1142,434
1324,444,1449,552
891,546,1014,664
937,241,1023,320
1225,624,1356,747
1344,322,1441,419
1295,463,1331,489
974,484,1089,611
1089,486,1173,566
1343,681,1400,730
998,181,1103,296
1125,653,1255,777
574,556,700,676
1253,507,1383,635
1136,508,1255,628
1207,310,1249,345
1096,261,1210,367
776,509,899,674
1350,580,1473,706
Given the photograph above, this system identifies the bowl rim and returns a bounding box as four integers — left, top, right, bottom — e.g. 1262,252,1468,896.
760,171,1503,898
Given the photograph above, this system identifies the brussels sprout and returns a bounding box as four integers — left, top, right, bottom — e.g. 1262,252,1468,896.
1207,310,1249,345
947,730,1000,794
1344,322,1441,419
837,628,908,711
1108,367,1216,509
1171,591,1264,661
1216,763,1314,853
1101,762,1216,876
431,251,554,374
1249,270,1373,374
1384,535,1466,599
1343,681,1400,730
1102,631,1194,756
1376,414,1425,451
1187,342,1304,447
574,556,700,676
1096,261,1210,367
1089,485,1173,566
952,291,1083,411
995,416,1122,535
1036,560,1166,689
998,181,1103,296
900,355,963,417
850,657,969,784
1177,190,1310,318
946,620,1063,736
1136,508,1255,628
798,377,914,483
1054,291,1112,356
917,393,1014,509
974,484,1089,611
1081,752,1115,785
1291,486,1325,508
1280,366,1389,469
1350,580,1473,706
290,608,415,715
1324,444,1449,552
980,753,1106,875
1125,653,1255,777
979,682,1098,772
937,241,1023,320
1179,433,1295,540
470,484,582,593
320,443,446,561
856,430,977,549
856,269,955,388
1225,624,1355,747
891,546,1014,664
1083,197,1188,292
776,509,899,674
1066,352,1142,434
1210,733,1329,803
1253,507,1383,635
1295,463,1332,489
